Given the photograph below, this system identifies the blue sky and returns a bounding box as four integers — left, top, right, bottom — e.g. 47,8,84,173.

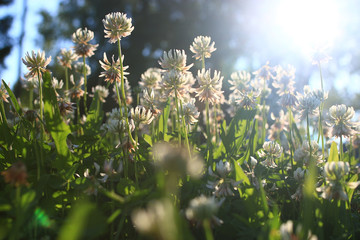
0,0,59,88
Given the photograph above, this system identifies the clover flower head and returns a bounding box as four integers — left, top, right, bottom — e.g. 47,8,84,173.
228,70,251,93
207,160,242,197
22,50,51,80
153,142,204,178
141,88,163,116
190,35,216,60
139,67,162,90
310,45,332,65
253,61,274,82
293,167,307,182
326,104,358,138
99,53,129,84
296,86,321,119
161,70,193,100
132,199,177,240
102,108,135,134
294,140,322,165
250,77,272,98
74,62,91,76
195,68,224,105
130,105,154,125
181,98,200,125
91,85,109,102
280,92,298,109
234,90,259,110
72,28,98,57
272,64,296,96
103,12,134,43
58,98,75,117
57,48,78,69
257,141,283,168
185,195,224,225
159,49,193,73
0,84,9,103
66,75,84,99
316,161,360,201
280,220,318,240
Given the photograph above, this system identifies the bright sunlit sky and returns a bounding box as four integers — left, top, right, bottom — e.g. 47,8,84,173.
1,0,360,94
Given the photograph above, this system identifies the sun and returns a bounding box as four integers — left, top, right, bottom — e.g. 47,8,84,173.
274,0,341,54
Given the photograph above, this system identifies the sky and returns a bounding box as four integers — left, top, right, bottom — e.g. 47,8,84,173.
1,0,360,96
0,0,59,88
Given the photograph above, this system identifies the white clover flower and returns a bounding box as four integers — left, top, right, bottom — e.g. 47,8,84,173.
161,70,193,100
159,49,193,73
293,140,322,166
130,105,154,125
206,161,242,197
74,62,91,76
101,108,135,133
57,48,78,69
66,75,84,99
99,53,129,84
310,45,332,65
280,220,318,240
181,98,200,125
103,12,134,43
257,141,283,168
234,90,259,110
91,85,109,102
195,68,224,105
185,195,224,226
228,70,251,93
326,104,358,138
252,61,274,82
72,28,98,57
293,167,307,182
132,199,178,240
296,86,322,119
22,50,51,80
139,67,162,91
280,92,298,109
272,64,296,96
189,36,216,60
152,142,204,178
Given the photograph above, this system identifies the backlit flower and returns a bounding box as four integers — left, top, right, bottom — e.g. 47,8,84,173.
181,98,200,125
139,67,162,91
159,49,193,73
72,28,99,57
326,104,358,138
206,160,242,197
130,105,154,125
253,61,274,82
74,62,91,76
296,86,321,119
0,84,9,103
195,68,223,104
99,53,129,84
272,64,296,96
190,36,216,60
103,12,134,43
22,50,51,80
57,48,78,69
234,90,258,110
257,141,283,168
161,70,193,100
228,70,251,93
185,195,224,226
66,75,84,99
294,140,322,165
91,85,109,102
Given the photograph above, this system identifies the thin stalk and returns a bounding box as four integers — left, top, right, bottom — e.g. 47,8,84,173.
205,100,211,163
179,99,191,157
174,93,182,146
29,87,33,109
0,100,6,124
261,79,267,143
306,113,312,164
214,103,218,144
82,56,88,114
340,135,343,162
318,62,325,158
203,219,214,240
201,54,205,70
288,107,294,168
115,83,123,118
134,126,139,186
65,67,69,91
37,70,43,123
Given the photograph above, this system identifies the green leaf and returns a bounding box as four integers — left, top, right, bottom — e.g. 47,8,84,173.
84,91,104,135
328,141,339,162
43,71,75,170
2,80,22,116
143,134,152,146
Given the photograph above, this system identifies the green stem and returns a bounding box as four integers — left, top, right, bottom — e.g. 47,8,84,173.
205,100,212,164
134,126,139,186
174,93,182,146
318,62,325,158
203,219,214,240
37,70,43,123
306,113,312,164
201,54,205,70
29,87,33,109
65,67,69,92
0,100,7,124
214,103,218,144
288,108,294,169
179,100,191,157
340,135,343,162
82,56,88,115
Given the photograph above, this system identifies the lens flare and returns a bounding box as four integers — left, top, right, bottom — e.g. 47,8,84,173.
274,0,341,53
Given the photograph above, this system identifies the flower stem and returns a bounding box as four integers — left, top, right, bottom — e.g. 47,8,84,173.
179,99,191,157
134,126,139,186
318,62,325,158
288,107,294,169
82,56,88,115
306,113,312,164
203,219,214,240
65,67,69,92
174,92,182,146
205,100,212,164
340,135,343,162
0,100,7,124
